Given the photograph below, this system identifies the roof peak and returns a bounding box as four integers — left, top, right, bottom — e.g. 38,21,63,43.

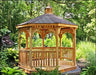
45,3,53,14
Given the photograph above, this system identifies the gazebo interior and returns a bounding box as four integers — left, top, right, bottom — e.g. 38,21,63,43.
16,5,78,73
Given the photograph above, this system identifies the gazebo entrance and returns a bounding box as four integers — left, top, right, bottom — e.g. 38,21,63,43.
16,5,78,73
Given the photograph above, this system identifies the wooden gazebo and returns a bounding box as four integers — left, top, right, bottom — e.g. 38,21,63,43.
16,5,78,73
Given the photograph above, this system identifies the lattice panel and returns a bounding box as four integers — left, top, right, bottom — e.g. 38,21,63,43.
59,48,73,60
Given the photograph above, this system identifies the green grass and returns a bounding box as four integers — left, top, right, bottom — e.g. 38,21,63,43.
76,41,95,66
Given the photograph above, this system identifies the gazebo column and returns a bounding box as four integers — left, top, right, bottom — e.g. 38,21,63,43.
19,30,21,65
29,27,32,69
59,34,62,60
26,34,28,49
43,38,44,47
72,29,76,66
41,30,45,66
42,31,45,48
55,28,59,66
40,30,45,48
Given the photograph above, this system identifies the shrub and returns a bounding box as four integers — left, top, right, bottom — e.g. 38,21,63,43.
21,32,26,48
44,34,72,47
0,48,19,68
81,66,96,75
61,34,72,47
76,41,95,66
6,48,19,63
32,38,42,47
0,49,9,68
32,68,61,75
1,67,26,75
44,35,56,47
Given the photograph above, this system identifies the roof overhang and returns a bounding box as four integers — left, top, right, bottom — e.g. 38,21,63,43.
16,23,78,29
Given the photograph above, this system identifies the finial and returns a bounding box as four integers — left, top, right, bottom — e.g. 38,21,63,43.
45,3,53,14
48,3,50,6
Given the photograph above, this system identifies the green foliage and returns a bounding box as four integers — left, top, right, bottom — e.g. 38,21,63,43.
76,41,95,66
6,48,19,63
0,48,19,68
32,38,42,47
31,68,61,75
0,0,95,42
61,34,72,47
19,32,72,47
32,33,42,47
1,67,26,75
81,66,96,75
9,31,19,45
0,49,9,68
0,28,10,36
44,35,56,47
0,1,95,74
21,32,26,48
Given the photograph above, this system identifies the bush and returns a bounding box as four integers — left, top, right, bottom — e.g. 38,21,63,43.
1,67,26,75
61,34,72,47
76,41,95,66
19,32,72,47
44,34,72,47
6,48,19,63
81,66,96,75
0,49,9,68
32,38,42,47
44,35,56,47
32,68,61,75
0,48,19,68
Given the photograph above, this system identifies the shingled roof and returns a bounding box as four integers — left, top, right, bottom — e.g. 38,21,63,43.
17,5,77,26
18,14,76,25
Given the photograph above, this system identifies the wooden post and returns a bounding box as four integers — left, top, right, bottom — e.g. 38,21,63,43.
42,38,44,48
42,30,45,48
26,34,28,49
73,29,76,66
55,28,59,66
40,38,44,67
25,34,28,67
60,36,62,60
29,27,32,68
59,33,62,60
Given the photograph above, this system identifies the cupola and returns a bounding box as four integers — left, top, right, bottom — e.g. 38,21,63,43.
45,4,53,14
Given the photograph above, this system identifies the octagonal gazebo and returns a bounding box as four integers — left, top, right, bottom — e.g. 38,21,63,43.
16,5,78,73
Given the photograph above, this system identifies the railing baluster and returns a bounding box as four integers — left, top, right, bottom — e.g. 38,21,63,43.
38,52,40,66
53,54,55,66
20,48,57,68
36,51,37,67
46,52,48,66
43,51,45,66
48,52,50,66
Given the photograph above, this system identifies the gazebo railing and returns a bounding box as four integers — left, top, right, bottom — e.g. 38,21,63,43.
59,47,73,60
59,47,74,66
19,47,57,68
31,50,56,67
19,50,30,68
19,47,74,69
31,47,56,67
